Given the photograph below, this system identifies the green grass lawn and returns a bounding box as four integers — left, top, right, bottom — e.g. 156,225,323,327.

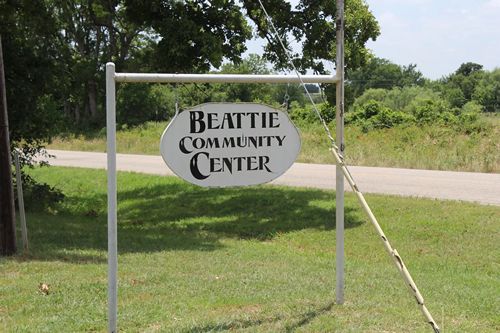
48,118,500,173
1,167,499,332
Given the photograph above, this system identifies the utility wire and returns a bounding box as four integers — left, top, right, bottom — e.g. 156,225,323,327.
256,0,338,151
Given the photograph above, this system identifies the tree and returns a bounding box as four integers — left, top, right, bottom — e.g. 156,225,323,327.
439,62,484,107
0,35,17,255
242,0,380,107
126,0,379,108
243,0,379,73
125,0,252,73
52,0,146,125
3,0,380,129
52,0,255,125
473,68,500,113
345,57,425,106
455,62,483,77
0,0,65,210
216,54,272,103
0,0,65,165
212,54,305,105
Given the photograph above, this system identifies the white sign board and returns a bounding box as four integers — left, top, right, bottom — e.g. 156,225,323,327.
160,103,301,187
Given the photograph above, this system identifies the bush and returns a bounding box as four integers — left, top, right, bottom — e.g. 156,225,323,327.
348,84,489,133
346,100,414,131
288,102,335,124
405,97,454,124
351,88,388,108
455,102,489,134
319,104,336,123
352,86,441,113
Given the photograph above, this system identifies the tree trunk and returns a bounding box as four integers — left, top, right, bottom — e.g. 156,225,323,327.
74,104,80,124
0,35,17,255
87,80,98,121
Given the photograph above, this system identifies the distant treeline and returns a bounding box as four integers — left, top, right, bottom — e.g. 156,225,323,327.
117,57,500,132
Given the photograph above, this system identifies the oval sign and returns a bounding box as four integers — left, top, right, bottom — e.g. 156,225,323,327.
160,103,301,187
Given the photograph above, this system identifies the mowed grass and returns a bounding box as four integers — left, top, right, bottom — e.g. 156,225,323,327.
1,167,499,332
49,116,500,173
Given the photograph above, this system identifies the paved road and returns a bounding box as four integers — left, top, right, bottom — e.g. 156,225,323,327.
45,149,500,206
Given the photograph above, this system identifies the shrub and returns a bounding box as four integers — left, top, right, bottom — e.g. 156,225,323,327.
351,88,388,108
319,103,336,123
348,86,488,133
288,102,335,124
352,86,441,113
405,98,452,124
455,102,489,134
346,100,413,131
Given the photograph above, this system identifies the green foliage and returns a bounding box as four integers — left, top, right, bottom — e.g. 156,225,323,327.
351,88,388,106
437,62,485,108
345,57,425,106
454,102,488,134
1,2,65,153
349,85,490,132
472,68,500,113
347,61,498,118
442,86,466,108
405,98,452,124
288,102,318,124
209,55,307,106
347,60,500,120
461,101,483,114
1,1,68,203
346,100,413,131
318,103,336,123
386,87,441,111
455,62,484,76
216,55,275,104
2,0,380,134
288,102,335,125
115,55,309,115
245,0,379,73
125,0,252,72
117,84,176,126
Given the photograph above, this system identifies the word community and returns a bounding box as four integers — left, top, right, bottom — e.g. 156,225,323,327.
184,111,284,179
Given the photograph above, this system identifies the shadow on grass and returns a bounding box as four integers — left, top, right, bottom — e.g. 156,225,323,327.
180,301,334,333
19,181,364,263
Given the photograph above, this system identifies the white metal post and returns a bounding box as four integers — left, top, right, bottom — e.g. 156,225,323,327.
335,0,345,305
14,149,28,253
106,65,339,332
106,62,118,333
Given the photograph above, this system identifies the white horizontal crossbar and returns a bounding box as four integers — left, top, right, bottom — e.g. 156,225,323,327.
114,72,338,84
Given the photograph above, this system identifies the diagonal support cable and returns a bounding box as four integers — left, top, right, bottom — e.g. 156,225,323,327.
256,0,338,150
256,1,440,332
329,147,440,333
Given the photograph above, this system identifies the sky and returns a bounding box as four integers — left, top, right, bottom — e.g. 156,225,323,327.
245,0,500,79
366,0,500,79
